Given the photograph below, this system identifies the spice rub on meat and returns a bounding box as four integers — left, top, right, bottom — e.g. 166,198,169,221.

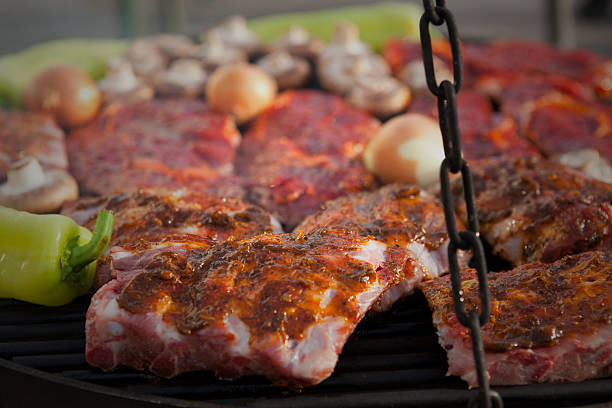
297,184,468,310
67,98,243,197
86,229,398,386
236,90,379,229
62,188,281,288
453,155,612,266
420,250,612,386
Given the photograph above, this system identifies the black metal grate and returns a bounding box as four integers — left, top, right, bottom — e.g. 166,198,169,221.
1,293,611,408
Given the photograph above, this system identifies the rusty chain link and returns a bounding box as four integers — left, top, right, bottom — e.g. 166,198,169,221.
419,1,503,407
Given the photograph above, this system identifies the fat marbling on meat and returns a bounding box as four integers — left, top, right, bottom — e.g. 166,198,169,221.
420,250,612,386
453,155,612,266
296,184,468,310
62,188,281,288
86,229,399,386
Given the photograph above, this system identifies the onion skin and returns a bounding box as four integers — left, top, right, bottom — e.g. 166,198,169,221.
363,113,444,186
23,65,101,128
206,63,277,124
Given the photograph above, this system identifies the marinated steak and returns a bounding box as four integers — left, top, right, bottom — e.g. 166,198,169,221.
236,90,379,229
296,184,468,310
86,229,399,386
0,110,68,178
67,99,243,196
62,188,281,288
420,250,612,386
453,156,612,266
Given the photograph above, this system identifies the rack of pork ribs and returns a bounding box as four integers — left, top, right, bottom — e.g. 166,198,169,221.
1,39,611,408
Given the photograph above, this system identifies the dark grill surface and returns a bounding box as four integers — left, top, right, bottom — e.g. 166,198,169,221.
1,292,611,408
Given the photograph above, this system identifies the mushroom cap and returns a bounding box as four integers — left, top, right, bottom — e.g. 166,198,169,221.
318,21,372,65
127,39,169,79
0,157,78,213
98,57,154,104
155,59,207,98
203,15,261,57
347,75,411,118
318,53,390,95
270,25,324,59
363,113,444,186
256,51,311,90
194,33,247,71
150,34,196,59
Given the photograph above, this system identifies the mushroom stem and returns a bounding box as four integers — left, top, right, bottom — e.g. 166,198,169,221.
4,157,46,193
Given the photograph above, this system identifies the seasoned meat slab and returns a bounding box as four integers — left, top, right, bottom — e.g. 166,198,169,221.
0,110,68,178
67,99,242,196
453,156,612,266
409,90,538,160
236,90,379,229
420,250,612,386
86,229,399,386
296,184,468,310
62,188,281,288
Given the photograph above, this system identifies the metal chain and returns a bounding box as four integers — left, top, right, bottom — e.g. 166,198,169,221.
419,2,503,408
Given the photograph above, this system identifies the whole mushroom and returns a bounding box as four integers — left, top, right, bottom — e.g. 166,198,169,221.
270,25,323,60
318,53,390,95
126,38,168,81
203,15,262,58
318,21,372,65
347,75,411,118
97,57,154,103
0,156,78,213
256,51,310,90
195,30,247,72
155,59,207,98
149,34,196,59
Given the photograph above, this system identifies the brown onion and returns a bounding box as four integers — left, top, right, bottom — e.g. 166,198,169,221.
23,65,101,128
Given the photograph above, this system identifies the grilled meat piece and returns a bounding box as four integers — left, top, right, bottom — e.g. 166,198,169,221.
67,98,243,197
0,110,68,179
236,90,379,230
409,90,539,160
86,228,400,386
62,188,281,288
420,250,612,386
296,184,468,310
453,156,612,266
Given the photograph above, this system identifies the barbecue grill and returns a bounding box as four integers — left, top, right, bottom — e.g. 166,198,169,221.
1,293,611,407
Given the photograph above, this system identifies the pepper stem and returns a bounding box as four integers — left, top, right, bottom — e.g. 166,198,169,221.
61,210,114,283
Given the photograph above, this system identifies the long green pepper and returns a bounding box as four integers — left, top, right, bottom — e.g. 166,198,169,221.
0,206,114,306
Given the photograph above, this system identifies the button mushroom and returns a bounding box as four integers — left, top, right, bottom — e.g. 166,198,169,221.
256,51,310,90
318,21,372,65
0,156,78,213
347,75,411,118
206,62,277,125
203,15,262,58
270,25,323,60
398,56,453,94
126,38,168,81
155,59,207,98
363,113,444,186
149,34,196,60
195,30,247,72
318,53,390,95
97,57,154,103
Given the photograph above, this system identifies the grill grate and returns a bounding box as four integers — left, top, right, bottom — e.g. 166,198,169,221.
1,293,611,408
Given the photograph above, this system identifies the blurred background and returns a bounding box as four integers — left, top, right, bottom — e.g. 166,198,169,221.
2,0,611,55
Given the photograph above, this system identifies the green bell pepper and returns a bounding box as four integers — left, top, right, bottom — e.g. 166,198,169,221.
0,206,114,306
